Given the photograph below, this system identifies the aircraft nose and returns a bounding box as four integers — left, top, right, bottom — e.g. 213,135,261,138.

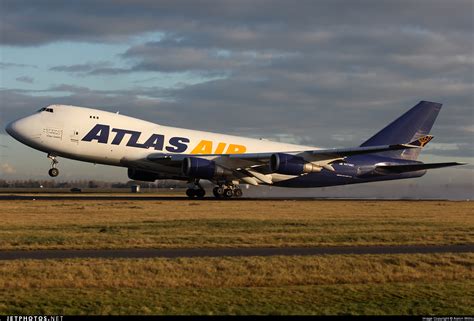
5,119,19,138
5,116,40,142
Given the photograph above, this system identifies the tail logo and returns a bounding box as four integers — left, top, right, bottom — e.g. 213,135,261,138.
417,135,433,147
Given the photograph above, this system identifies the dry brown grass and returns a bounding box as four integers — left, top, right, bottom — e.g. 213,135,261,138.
1,253,472,289
0,199,472,249
2,199,472,224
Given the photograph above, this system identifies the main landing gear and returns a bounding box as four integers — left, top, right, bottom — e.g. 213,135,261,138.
185,179,243,199
47,154,59,177
212,184,243,199
185,179,206,199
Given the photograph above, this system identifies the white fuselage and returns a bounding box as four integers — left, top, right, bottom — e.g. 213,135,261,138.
7,105,319,176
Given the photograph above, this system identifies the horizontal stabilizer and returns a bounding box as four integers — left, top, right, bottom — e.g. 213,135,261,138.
376,162,466,174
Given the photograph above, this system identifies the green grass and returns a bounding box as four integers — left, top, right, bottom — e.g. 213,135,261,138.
3,281,473,315
0,200,473,249
2,218,472,249
1,254,473,315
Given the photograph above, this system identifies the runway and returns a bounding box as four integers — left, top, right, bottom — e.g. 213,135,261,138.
0,244,472,260
0,194,452,201
0,194,188,201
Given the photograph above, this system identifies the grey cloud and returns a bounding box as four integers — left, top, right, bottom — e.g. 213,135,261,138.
133,77,162,84
50,61,112,73
49,62,132,77
0,62,37,69
119,40,285,74
15,76,34,84
84,26,472,86
424,143,474,158
87,67,131,75
50,62,133,76
79,24,472,78
2,0,473,46
44,84,164,99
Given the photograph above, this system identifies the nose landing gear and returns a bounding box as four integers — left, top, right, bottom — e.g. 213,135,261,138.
47,154,59,177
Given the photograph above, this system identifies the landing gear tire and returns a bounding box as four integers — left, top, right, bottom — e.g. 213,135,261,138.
48,168,59,177
186,179,206,199
195,189,205,199
224,189,233,198
187,188,205,198
186,188,196,198
233,189,243,198
213,186,224,198
47,154,59,178
213,185,243,199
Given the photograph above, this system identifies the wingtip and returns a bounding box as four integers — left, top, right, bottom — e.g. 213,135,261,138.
420,100,443,107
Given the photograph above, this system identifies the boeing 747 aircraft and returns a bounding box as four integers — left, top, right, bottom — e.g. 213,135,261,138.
5,101,464,198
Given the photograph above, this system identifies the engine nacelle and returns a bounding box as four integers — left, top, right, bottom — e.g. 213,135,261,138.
127,168,161,182
182,157,230,179
270,153,322,175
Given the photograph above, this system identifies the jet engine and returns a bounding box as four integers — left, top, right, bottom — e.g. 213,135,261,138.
270,153,322,175
127,168,161,182
182,157,231,179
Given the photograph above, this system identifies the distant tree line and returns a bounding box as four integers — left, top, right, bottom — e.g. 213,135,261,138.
0,179,188,188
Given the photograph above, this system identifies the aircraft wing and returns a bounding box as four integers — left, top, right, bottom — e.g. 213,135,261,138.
146,137,427,172
125,135,451,185
147,136,428,164
302,141,422,160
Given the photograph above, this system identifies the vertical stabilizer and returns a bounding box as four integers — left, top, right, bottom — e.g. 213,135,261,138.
360,101,442,160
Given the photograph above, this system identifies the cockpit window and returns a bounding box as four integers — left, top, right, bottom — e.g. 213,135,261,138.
38,107,54,113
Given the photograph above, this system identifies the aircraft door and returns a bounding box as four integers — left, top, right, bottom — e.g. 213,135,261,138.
70,129,80,145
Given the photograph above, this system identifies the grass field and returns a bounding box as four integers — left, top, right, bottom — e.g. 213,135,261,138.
1,254,473,314
0,197,473,314
0,198,473,250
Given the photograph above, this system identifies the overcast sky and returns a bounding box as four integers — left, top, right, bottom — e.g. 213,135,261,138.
0,0,472,197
